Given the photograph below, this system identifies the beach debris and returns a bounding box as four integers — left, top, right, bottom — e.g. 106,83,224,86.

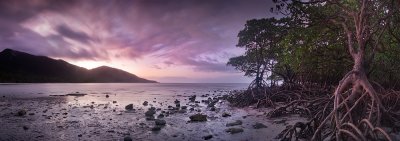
23,125,29,130
78,134,82,137
106,95,109,98
123,136,132,141
225,127,243,134
222,112,231,117
16,109,27,116
202,135,213,140
189,114,207,122
155,119,166,126
125,104,134,110
253,122,267,129
113,101,117,104
143,101,148,106
28,113,35,115
226,120,242,127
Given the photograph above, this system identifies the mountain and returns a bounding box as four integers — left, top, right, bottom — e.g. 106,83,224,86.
0,48,157,83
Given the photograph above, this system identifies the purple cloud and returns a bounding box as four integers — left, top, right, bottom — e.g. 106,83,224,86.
0,0,276,73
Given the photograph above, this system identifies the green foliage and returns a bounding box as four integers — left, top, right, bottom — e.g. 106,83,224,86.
229,0,400,89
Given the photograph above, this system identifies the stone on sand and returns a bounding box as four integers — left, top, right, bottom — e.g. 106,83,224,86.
125,104,134,110
225,127,243,134
16,109,27,116
226,120,242,127
189,114,207,122
222,112,231,117
123,136,133,141
155,119,166,126
203,135,213,140
253,122,268,129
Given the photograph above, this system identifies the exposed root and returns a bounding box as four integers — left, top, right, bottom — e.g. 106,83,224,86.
228,79,400,140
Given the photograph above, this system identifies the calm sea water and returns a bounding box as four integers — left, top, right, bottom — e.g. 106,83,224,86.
0,83,248,97
0,83,248,111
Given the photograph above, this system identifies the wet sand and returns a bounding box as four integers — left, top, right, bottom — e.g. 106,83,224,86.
0,91,306,141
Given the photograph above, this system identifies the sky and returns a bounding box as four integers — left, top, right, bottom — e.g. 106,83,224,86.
0,0,277,83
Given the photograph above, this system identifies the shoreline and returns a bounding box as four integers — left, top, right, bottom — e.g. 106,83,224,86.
0,90,303,141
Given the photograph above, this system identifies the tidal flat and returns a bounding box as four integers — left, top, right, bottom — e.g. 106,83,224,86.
0,83,305,141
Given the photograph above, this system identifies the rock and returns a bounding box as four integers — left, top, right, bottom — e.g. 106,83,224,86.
113,101,117,104
189,114,207,122
146,116,155,121
189,95,196,102
65,93,87,96
207,100,217,107
125,104,134,110
157,114,165,118
225,128,243,134
28,113,35,115
178,109,186,113
23,126,29,130
176,103,180,107
16,109,27,116
155,119,166,126
202,135,213,140
273,119,287,124
226,120,242,127
143,101,148,106
105,95,109,98
253,122,267,129
123,136,132,141
210,107,216,111
222,112,231,117
174,99,180,104
151,126,162,131
78,134,82,137
181,106,187,109
145,109,156,117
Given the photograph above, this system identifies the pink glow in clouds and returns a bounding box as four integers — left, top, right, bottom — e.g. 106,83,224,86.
0,0,276,83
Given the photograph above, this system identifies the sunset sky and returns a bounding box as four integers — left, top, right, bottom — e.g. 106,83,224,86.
0,0,276,83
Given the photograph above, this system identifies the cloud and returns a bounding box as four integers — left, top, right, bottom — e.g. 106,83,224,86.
55,24,92,44
0,0,275,73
